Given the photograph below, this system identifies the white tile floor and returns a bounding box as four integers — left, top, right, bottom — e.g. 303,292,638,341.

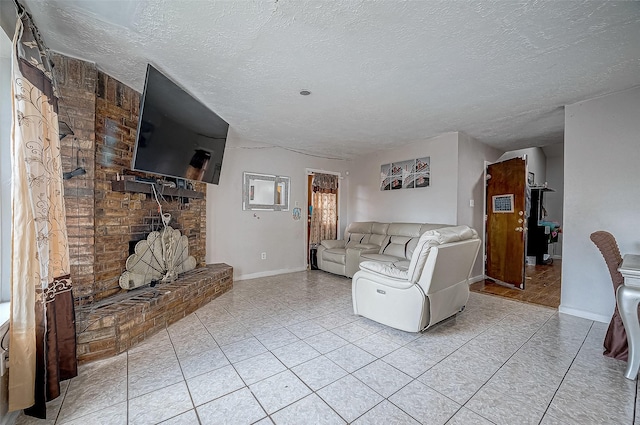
16,271,639,424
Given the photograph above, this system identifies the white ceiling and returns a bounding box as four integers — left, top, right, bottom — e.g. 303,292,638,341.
13,0,640,159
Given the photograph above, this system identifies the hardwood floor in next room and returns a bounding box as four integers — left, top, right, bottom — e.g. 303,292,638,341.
470,260,562,309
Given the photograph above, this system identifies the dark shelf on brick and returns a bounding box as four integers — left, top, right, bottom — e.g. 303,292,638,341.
111,180,205,199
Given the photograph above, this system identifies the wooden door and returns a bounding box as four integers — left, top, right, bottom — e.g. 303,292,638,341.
486,157,527,288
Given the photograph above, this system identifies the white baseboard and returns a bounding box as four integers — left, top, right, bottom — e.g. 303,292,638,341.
468,274,485,285
234,267,308,281
558,304,610,323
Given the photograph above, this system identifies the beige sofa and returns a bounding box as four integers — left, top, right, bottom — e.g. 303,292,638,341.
317,221,452,278
352,225,481,332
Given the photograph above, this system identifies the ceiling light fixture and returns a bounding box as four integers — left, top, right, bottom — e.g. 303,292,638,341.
299,90,311,96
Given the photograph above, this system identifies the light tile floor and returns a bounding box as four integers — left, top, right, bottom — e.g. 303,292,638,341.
16,271,639,424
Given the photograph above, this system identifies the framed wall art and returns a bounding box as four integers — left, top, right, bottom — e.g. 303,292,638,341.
380,157,430,191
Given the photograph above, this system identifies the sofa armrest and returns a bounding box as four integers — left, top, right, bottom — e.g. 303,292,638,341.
345,246,381,278
353,264,413,290
320,239,346,249
350,243,379,250
359,261,410,281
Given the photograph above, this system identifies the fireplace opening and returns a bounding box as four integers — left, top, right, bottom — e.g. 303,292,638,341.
129,240,138,255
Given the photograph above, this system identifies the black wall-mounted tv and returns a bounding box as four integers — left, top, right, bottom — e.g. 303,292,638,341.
132,64,229,184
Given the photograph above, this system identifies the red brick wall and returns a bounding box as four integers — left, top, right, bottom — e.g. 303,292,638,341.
53,54,207,306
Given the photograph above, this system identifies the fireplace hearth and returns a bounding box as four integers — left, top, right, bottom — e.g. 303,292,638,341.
75,264,232,363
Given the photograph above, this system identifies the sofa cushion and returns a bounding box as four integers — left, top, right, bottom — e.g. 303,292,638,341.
350,244,379,250
393,260,411,271
358,261,410,285
344,222,375,248
372,222,390,235
320,240,345,249
406,238,421,260
380,235,413,258
430,225,477,244
346,222,375,234
346,233,370,248
419,223,452,233
360,253,401,264
323,248,347,265
387,223,423,237
369,223,390,246
378,223,424,259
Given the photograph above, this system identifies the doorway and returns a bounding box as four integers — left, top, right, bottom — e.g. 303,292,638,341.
484,157,528,289
479,147,564,309
307,171,339,269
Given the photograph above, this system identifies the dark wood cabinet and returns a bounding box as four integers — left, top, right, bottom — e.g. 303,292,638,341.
527,187,555,265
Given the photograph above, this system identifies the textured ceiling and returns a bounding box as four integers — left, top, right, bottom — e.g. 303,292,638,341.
15,0,640,159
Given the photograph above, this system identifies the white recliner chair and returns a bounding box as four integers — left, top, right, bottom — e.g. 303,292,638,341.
352,226,481,332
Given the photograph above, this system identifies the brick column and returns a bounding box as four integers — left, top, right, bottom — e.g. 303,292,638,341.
53,54,207,305
52,54,97,305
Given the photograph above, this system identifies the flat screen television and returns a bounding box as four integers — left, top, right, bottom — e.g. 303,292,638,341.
132,64,229,184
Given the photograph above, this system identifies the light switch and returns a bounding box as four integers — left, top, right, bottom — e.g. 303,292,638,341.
469,200,475,207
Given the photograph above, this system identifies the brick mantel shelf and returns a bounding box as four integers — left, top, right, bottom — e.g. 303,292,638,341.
111,180,205,199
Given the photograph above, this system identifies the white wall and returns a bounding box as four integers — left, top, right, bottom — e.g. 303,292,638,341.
543,143,564,258
457,132,503,277
347,133,460,224
206,132,349,280
0,32,13,425
561,86,640,322
0,39,12,302
499,147,547,186
346,131,500,280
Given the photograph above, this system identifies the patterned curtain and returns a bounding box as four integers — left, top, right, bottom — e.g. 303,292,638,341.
10,8,77,417
309,174,338,245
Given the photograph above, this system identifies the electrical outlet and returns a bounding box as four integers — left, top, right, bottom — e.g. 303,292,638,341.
261,252,267,260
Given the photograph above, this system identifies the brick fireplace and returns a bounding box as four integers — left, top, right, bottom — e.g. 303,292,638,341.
52,54,232,362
